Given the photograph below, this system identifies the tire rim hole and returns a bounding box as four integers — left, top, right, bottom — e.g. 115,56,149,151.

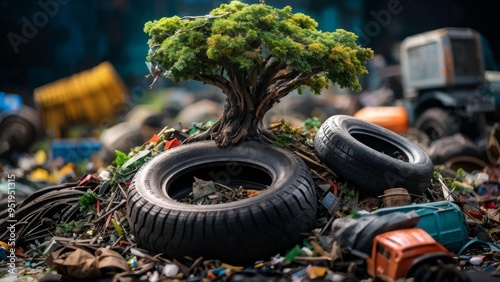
351,133,410,162
166,162,273,201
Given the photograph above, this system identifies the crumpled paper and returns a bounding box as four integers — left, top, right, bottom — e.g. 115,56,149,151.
46,246,129,280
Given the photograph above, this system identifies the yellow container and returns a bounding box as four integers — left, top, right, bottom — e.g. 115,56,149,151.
354,106,409,134
34,61,127,138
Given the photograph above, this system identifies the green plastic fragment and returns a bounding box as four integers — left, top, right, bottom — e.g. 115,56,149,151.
284,245,306,263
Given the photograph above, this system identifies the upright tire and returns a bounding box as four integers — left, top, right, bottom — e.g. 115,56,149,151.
314,115,434,195
414,108,459,141
127,141,317,264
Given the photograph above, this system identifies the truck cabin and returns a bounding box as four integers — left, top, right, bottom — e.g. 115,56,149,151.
366,228,453,281
400,27,484,98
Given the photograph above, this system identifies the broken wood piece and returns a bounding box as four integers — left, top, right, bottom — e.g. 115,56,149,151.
173,258,190,277
93,200,126,224
293,150,325,169
309,239,331,257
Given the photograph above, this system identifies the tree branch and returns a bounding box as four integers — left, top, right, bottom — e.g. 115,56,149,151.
269,70,300,86
256,57,286,100
227,65,255,114
226,66,245,112
248,63,260,100
181,13,231,20
255,73,312,119
175,21,210,35
176,12,232,37
275,73,313,99
236,69,255,112
255,89,276,121
194,74,230,94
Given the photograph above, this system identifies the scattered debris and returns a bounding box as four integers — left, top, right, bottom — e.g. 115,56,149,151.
178,177,263,205
1,120,500,281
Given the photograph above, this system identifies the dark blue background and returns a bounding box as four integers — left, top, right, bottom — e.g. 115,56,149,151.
0,0,498,104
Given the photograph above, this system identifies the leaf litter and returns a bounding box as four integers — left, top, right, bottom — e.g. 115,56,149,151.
1,120,500,281
178,177,262,205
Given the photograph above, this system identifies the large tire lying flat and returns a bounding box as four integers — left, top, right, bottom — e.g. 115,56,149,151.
314,115,434,195
127,141,317,264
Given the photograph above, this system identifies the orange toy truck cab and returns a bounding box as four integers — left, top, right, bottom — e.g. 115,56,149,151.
366,228,455,282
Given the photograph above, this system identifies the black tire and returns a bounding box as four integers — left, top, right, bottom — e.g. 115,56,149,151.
414,108,460,141
314,115,433,195
408,255,458,280
443,156,489,173
427,133,483,165
461,113,487,141
127,141,317,264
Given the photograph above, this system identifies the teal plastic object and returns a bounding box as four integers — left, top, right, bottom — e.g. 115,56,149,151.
374,201,468,254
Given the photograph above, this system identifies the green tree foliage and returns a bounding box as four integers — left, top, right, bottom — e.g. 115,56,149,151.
145,1,373,146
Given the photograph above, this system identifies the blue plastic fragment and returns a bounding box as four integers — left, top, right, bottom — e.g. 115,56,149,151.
290,267,307,278
212,267,222,276
0,247,6,261
321,192,339,213
0,92,22,112
482,264,495,272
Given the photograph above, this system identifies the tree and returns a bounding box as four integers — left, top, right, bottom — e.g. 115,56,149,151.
144,1,373,147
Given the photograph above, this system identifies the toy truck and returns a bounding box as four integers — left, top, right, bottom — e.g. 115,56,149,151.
366,228,456,281
400,27,495,141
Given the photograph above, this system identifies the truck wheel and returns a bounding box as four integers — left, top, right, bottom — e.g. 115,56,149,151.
414,108,459,141
408,253,457,279
314,115,434,195
127,141,317,264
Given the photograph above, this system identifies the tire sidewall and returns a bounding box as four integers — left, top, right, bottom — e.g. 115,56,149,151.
414,108,459,141
315,115,434,193
326,115,431,173
131,140,310,212
127,140,317,263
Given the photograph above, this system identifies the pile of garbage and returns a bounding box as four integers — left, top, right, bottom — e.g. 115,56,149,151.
1,119,500,282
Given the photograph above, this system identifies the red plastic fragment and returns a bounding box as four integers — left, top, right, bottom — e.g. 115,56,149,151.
78,174,99,187
329,179,337,195
148,134,161,143
164,138,181,150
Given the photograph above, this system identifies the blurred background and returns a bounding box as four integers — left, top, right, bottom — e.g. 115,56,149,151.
1,0,498,98
0,0,499,179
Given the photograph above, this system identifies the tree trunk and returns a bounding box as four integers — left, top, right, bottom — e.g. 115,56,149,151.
185,63,295,147
185,88,275,147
